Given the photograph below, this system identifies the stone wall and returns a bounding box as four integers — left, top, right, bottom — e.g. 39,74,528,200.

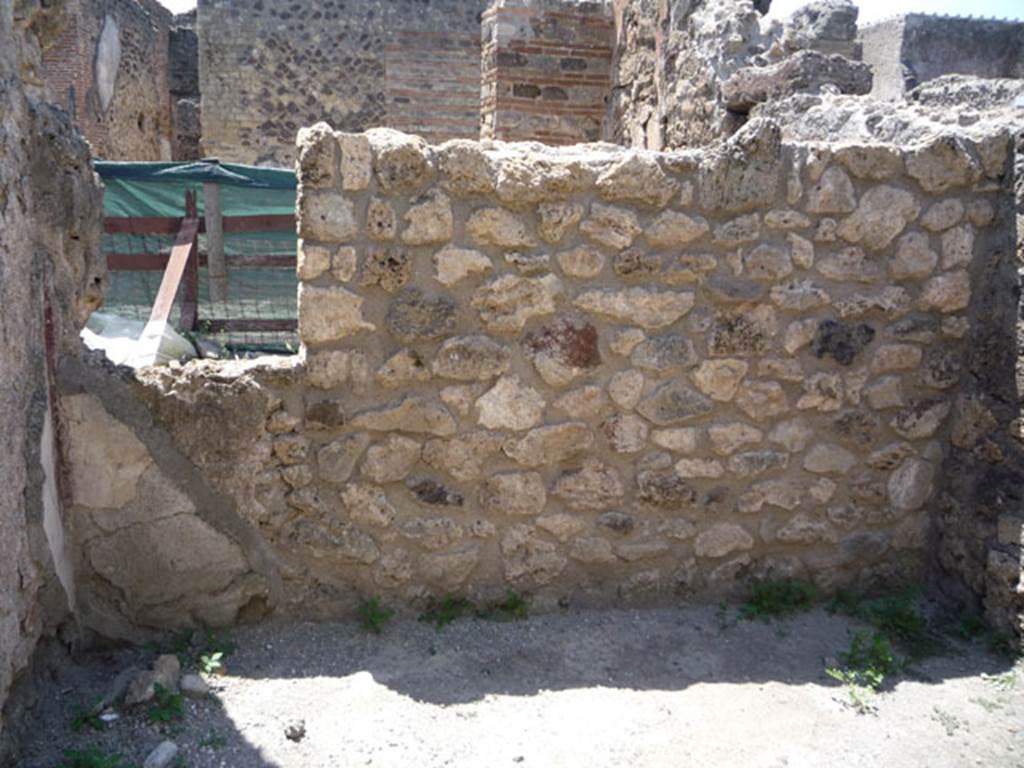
60,119,1021,639
169,10,200,161
605,0,775,150
481,0,614,145
931,129,1024,640
860,14,1024,101
40,0,174,160
0,0,105,758
196,0,487,167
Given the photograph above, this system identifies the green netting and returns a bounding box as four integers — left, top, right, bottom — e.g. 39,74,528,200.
96,160,299,354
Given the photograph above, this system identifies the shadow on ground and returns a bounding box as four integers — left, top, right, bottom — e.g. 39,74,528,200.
13,603,1022,768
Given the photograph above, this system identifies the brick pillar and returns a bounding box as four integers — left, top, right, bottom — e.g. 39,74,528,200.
481,0,613,145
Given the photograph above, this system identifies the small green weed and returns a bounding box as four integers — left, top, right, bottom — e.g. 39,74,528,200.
826,629,902,714
480,591,529,622
70,702,105,733
419,594,473,629
357,597,395,635
58,747,136,768
146,684,184,724
828,588,940,659
199,651,224,676
740,579,817,621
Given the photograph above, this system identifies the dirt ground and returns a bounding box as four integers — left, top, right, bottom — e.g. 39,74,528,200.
13,603,1024,768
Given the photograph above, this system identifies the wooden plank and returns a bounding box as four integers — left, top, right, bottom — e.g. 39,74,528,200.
147,217,199,325
180,191,199,331
201,318,297,332
204,182,227,302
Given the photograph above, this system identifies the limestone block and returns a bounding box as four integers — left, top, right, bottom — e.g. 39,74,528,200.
298,284,374,344
367,198,397,241
602,414,649,454
437,140,493,196
482,473,546,516
350,396,456,436
651,428,700,454
905,135,981,194
338,132,372,191
596,154,676,208
297,123,338,189
551,459,624,510
341,484,396,528
557,246,605,278
369,128,433,192
422,432,504,482
837,186,919,251
538,202,584,243
917,271,971,313
636,380,713,425
431,335,511,381
466,208,537,249
579,204,642,250
803,443,857,474
401,191,453,245
574,288,694,329
921,199,964,232
645,211,709,248
472,274,561,334
476,376,546,431
708,422,763,456
360,435,421,483
887,458,933,512
503,422,594,467
695,524,754,559
433,246,492,286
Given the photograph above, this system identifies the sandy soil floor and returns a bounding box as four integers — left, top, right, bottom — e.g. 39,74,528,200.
13,604,1024,768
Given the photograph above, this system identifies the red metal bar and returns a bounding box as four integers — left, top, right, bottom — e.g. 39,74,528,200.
221,214,295,234
107,253,296,271
104,213,295,235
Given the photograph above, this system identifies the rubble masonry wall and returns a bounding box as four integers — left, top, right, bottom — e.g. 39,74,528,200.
60,120,1021,639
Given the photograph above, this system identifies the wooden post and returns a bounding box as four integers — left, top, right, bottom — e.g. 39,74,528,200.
181,189,199,331
204,178,226,302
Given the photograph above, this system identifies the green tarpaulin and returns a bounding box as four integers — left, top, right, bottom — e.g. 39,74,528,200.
95,160,299,352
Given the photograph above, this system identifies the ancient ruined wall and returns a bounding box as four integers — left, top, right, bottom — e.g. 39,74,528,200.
931,129,1024,640
61,119,1020,636
169,11,200,161
480,0,614,145
606,0,773,149
196,0,487,167
860,14,1024,101
604,0,664,149
1,0,105,758
40,0,174,159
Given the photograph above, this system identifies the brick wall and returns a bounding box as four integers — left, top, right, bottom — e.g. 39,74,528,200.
40,0,174,160
481,0,614,145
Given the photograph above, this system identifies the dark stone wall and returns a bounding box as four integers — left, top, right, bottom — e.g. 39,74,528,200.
197,0,488,167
